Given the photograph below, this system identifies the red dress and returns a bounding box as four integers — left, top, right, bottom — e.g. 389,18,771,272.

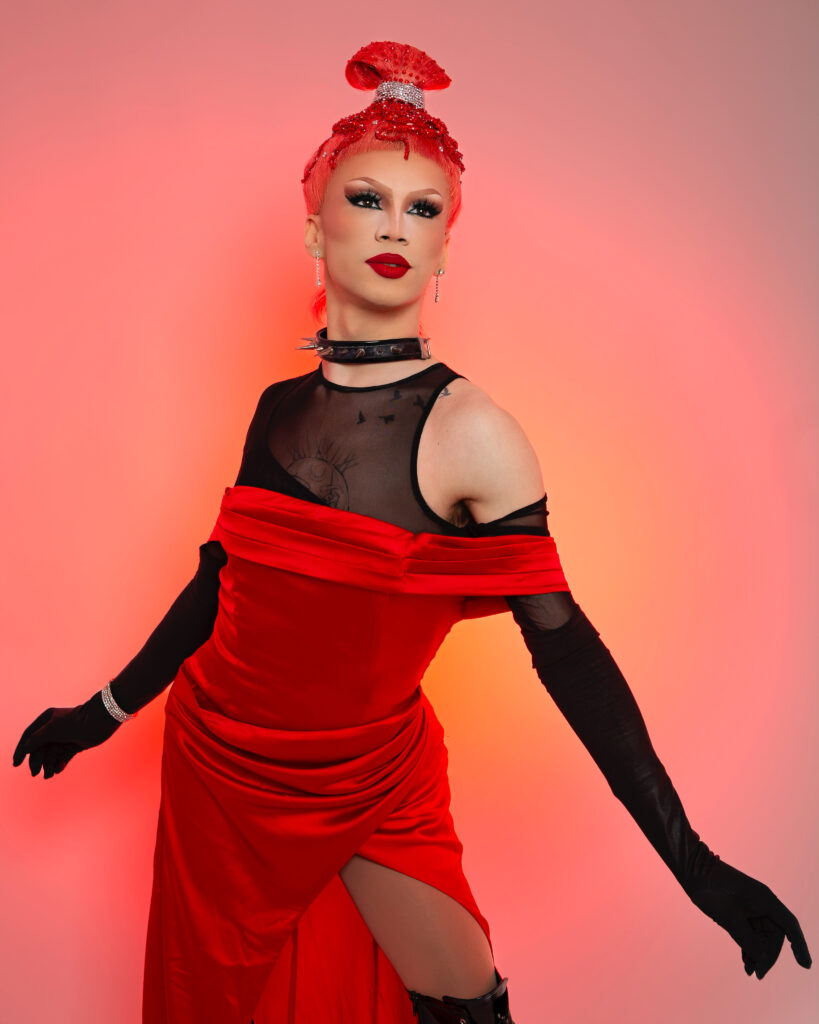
142,484,568,1022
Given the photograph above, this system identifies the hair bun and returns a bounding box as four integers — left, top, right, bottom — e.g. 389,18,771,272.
345,40,452,94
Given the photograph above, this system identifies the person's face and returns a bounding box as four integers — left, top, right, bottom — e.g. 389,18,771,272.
305,147,451,314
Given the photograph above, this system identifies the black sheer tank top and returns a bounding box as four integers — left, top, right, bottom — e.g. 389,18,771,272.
101,358,573,721
232,359,551,537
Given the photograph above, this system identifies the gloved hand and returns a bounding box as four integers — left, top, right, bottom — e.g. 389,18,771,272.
686,855,812,979
12,538,229,781
12,692,122,779
506,593,813,978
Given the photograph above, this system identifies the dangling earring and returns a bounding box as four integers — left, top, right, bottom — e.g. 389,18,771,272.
314,250,321,287
434,268,443,303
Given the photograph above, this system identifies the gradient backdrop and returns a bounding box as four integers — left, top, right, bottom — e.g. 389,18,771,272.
2,3,817,1022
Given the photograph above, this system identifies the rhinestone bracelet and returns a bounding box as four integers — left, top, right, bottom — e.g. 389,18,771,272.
100,681,136,722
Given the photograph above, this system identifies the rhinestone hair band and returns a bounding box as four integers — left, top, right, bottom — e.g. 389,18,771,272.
374,80,425,109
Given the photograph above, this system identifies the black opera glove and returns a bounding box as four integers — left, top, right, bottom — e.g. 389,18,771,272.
102,539,226,718
12,694,123,779
12,540,227,780
506,593,813,979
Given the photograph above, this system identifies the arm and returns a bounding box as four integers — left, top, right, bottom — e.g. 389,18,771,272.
506,591,811,979
12,382,282,778
81,537,227,738
12,539,227,779
447,390,812,979
105,538,227,716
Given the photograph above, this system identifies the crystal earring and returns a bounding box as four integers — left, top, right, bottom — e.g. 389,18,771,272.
434,268,443,303
314,250,321,287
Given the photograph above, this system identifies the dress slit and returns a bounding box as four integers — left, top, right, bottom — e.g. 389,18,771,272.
251,773,493,1022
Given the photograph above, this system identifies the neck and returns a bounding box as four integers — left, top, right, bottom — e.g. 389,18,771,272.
311,298,436,385
324,310,423,342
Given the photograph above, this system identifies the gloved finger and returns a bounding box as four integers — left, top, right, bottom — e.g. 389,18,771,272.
767,898,812,968
28,746,47,777
729,917,770,974
42,749,61,780
13,709,55,766
751,922,784,980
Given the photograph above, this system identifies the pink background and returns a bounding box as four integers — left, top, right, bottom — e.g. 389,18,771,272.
2,3,817,1021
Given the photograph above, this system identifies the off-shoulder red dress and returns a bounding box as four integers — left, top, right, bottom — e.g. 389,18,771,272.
140,360,569,1023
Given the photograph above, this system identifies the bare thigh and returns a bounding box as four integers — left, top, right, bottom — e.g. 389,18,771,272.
338,853,496,1000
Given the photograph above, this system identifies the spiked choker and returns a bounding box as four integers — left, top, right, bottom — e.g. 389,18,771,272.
297,327,431,363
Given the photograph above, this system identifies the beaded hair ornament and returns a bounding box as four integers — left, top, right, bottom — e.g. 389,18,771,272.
301,40,466,187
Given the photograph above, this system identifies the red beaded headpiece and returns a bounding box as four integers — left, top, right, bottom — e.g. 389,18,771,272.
301,40,465,188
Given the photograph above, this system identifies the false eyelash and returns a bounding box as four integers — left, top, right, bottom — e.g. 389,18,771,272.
348,188,381,206
412,199,443,218
346,189,442,218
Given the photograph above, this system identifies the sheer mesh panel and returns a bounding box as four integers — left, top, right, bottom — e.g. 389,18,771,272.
233,360,553,538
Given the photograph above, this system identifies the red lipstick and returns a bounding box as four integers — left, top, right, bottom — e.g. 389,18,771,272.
366,253,411,279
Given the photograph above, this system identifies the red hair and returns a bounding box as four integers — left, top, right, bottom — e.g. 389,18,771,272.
301,41,465,326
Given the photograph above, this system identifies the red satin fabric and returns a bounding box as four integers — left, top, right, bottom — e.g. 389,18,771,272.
142,486,567,1022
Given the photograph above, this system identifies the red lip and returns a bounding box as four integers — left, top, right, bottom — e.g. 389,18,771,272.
366,253,410,268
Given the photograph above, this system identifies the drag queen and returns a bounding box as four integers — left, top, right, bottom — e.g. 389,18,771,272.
13,40,812,1024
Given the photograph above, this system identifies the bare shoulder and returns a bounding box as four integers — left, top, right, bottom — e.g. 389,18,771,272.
431,376,546,523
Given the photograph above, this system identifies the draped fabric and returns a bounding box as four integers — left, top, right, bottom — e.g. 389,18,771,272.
142,485,568,1023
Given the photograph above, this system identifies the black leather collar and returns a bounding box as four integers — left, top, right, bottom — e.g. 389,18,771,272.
297,327,431,363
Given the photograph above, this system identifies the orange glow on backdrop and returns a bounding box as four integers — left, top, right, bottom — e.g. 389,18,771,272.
3,3,817,1022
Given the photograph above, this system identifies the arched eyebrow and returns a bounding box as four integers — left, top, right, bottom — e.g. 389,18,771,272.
345,176,443,198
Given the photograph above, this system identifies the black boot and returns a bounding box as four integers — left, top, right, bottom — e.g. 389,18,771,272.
406,967,515,1024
